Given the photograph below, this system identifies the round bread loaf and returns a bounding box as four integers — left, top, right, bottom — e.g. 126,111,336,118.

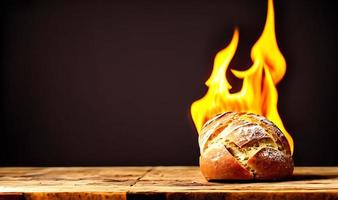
199,112,294,181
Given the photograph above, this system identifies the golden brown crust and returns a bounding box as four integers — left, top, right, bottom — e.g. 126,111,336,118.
200,144,253,180
199,112,294,181
247,147,294,180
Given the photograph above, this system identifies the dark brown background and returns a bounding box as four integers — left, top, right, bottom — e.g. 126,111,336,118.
1,0,337,166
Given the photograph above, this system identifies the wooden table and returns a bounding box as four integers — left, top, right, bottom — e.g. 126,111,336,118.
0,167,337,200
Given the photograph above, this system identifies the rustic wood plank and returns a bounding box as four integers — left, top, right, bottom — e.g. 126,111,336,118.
129,166,338,199
0,167,337,200
0,167,152,200
24,192,125,200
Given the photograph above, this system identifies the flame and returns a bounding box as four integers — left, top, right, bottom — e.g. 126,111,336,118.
190,0,294,154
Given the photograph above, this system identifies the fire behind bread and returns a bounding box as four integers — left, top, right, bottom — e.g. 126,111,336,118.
199,112,294,181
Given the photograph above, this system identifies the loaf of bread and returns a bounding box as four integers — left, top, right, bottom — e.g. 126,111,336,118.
199,112,293,181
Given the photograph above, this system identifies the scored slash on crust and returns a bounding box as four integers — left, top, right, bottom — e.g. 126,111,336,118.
199,112,294,181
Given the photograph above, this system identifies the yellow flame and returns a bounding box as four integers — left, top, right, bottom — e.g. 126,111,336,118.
190,0,294,154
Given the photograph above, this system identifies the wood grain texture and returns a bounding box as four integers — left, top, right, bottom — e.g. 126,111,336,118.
0,167,337,200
